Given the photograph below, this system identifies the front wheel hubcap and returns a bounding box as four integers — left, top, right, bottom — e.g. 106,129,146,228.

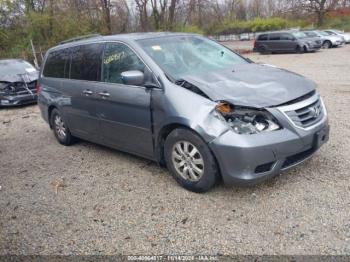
171,141,204,182
54,115,66,139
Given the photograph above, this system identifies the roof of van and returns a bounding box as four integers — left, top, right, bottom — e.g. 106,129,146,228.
258,30,299,35
49,32,197,52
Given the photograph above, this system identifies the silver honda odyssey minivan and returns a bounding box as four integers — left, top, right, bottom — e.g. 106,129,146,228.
38,33,329,192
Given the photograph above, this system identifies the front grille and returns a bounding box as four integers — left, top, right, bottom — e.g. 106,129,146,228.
282,147,315,169
280,95,325,129
10,81,37,95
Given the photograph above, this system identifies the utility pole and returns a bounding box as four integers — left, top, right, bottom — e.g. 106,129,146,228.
30,39,39,69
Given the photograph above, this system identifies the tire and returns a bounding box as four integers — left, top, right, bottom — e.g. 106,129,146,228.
258,45,269,54
50,108,74,146
295,45,303,54
322,40,332,49
164,128,219,193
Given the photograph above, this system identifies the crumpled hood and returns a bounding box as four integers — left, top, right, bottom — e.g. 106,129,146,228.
182,63,316,108
0,71,38,83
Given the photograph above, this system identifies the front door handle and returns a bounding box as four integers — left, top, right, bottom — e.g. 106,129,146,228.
98,91,110,98
82,89,93,96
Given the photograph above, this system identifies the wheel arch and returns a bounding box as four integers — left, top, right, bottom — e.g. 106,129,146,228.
48,105,58,129
155,123,222,181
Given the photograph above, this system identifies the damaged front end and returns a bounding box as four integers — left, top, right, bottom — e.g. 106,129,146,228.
0,75,38,107
214,102,281,135
174,79,281,136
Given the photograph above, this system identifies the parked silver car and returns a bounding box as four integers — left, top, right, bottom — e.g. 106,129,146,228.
0,59,38,107
324,29,350,44
38,33,329,192
303,30,344,48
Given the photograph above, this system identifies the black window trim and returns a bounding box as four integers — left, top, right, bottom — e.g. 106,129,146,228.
258,34,268,41
269,33,281,41
42,40,161,88
69,42,104,82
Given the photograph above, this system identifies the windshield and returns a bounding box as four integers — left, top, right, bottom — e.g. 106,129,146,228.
304,31,318,37
331,30,343,34
317,31,330,36
138,36,248,80
292,32,307,39
0,60,36,77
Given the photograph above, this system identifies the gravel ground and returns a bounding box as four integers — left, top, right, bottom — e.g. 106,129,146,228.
1,45,350,256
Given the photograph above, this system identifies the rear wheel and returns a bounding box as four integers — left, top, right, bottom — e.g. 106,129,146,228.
164,128,219,193
258,45,269,54
50,108,74,146
322,40,332,49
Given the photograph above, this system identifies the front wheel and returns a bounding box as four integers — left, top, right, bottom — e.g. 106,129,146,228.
322,41,332,49
295,45,303,53
164,128,219,193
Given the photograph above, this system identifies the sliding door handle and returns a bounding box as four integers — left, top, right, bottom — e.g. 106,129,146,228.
82,89,93,96
98,91,110,98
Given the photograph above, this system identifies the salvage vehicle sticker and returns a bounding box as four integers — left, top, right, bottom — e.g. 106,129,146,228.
151,45,162,51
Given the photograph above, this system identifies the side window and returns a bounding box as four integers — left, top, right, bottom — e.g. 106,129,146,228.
43,49,70,78
280,33,293,40
70,43,103,81
269,33,281,41
102,43,145,84
258,34,268,41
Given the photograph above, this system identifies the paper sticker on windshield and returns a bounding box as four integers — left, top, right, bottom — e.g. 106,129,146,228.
152,45,162,51
25,68,36,73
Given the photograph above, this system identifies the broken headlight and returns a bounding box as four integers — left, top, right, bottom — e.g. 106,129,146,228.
215,102,281,135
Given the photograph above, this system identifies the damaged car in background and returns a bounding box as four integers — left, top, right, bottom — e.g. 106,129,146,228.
0,59,38,107
38,33,330,193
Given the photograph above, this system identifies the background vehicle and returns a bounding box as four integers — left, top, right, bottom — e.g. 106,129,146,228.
0,59,38,107
38,33,329,193
324,29,350,44
303,30,344,48
239,33,250,41
254,31,322,54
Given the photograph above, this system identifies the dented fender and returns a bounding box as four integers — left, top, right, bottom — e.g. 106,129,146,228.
151,82,230,147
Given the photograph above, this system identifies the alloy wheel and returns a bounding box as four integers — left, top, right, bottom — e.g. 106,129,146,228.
171,141,204,182
54,115,66,139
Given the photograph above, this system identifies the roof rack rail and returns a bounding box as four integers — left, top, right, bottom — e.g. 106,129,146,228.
59,34,102,45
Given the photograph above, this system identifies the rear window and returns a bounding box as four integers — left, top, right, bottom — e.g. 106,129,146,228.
70,43,103,81
258,34,268,41
43,49,70,78
269,33,281,41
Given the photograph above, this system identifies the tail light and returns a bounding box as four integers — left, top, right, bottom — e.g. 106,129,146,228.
36,82,42,94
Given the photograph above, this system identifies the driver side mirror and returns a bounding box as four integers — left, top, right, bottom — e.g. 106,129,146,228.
121,70,144,86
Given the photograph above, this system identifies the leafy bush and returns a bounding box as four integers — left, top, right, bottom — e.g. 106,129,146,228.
174,25,204,34
322,16,350,32
209,17,295,35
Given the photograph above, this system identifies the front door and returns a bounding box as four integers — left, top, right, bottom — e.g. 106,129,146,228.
95,42,154,158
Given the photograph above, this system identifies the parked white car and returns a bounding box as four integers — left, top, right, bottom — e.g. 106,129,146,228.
303,30,344,48
324,29,350,44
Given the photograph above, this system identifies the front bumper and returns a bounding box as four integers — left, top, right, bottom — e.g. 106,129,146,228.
333,40,344,46
0,93,37,107
306,44,322,51
209,117,329,186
